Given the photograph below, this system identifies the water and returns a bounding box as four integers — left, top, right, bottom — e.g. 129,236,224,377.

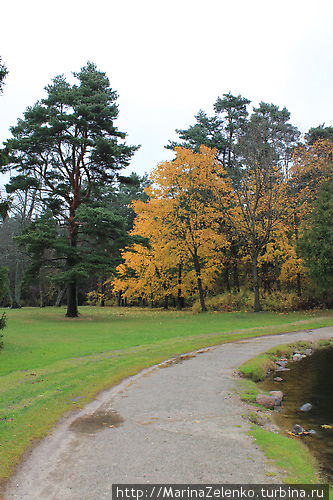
260,348,333,482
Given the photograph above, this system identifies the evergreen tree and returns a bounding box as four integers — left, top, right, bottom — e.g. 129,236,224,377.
299,180,333,301
3,62,138,317
306,124,333,145
0,57,7,94
235,102,300,311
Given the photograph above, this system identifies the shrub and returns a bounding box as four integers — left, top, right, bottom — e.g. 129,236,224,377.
261,291,302,312
192,290,254,313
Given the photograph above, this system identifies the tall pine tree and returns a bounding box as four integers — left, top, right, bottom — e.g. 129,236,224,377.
3,62,138,317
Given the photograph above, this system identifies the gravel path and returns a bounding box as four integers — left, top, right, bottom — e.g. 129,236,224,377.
5,326,333,500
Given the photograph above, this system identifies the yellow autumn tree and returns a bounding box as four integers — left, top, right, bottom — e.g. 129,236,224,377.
113,146,233,310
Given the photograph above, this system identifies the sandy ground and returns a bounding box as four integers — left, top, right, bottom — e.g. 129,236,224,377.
4,326,333,500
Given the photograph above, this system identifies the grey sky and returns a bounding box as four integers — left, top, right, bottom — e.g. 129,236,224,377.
1,0,333,176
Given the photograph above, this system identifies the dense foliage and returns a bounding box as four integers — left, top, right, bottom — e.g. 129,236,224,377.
1,75,332,314
112,104,332,311
2,62,138,316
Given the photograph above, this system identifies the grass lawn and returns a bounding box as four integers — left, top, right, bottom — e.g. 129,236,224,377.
1,306,333,485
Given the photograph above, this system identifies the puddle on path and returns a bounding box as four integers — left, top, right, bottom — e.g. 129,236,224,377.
70,409,124,434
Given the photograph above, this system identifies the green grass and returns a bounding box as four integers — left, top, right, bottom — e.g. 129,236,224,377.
239,340,316,382
238,378,266,402
250,426,320,483
0,306,333,484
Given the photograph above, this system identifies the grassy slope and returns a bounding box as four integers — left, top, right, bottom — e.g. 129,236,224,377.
250,426,320,483
0,306,333,483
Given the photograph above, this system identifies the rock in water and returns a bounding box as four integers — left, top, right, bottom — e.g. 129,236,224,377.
276,360,288,367
293,353,303,361
273,377,283,382
308,429,317,435
269,391,284,405
300,403,312,412
256,394,277,408
292,424,305,435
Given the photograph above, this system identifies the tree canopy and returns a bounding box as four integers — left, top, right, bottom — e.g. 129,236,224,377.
2,62,139,316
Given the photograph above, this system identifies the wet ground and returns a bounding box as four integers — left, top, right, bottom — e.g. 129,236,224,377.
69,409,125,434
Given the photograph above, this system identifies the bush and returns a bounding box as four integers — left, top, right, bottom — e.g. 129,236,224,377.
192,290,254,313
0,312,6,351
192,289,322,314
261,291,302,312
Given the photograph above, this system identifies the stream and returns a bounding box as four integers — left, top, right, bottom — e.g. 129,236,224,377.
260,347,333,482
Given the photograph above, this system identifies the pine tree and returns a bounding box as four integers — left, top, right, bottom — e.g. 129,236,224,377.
3,62,138,317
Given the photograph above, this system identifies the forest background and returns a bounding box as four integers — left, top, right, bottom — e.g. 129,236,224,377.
0,58,333,318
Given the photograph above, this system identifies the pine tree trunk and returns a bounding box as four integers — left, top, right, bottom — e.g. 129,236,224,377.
66,215,79,317
66,280,78,317
252,255,261,312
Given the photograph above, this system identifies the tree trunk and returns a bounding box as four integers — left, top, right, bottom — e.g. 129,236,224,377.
66,280,78,317
163,295,169,310
296,273,301,297
10,300,21,309
224,264,231,292
232,261,240,292
177,262,184,310
193,253,206,312
252,255,261,312
231,240,240,292
13,260,22,308
55,287,66,307
66,215,79,317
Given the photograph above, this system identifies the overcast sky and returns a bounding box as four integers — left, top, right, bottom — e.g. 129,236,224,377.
1,0,333,176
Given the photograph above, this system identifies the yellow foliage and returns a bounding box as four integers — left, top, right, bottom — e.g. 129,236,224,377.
113,146,233,303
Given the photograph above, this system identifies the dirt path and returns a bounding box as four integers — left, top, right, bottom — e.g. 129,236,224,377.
5,327,333,500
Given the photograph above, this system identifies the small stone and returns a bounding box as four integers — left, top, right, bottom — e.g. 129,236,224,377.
292,424,305,435
293,353,303,361
275,367,290,372
304,349,313,356
256,394,277,408
273,377,283,382
269,391,284,405
276,360,288,367
300,403,312,412
308,429,317,435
